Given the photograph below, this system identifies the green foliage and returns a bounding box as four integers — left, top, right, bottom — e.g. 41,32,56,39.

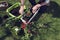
0,0,60,40
4,36,14,40
0,27,6,38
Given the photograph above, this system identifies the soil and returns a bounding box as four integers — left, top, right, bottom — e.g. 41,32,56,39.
10,6,20,16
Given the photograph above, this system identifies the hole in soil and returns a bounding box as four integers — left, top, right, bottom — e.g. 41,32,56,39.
18,28,25,36
10,6,20,16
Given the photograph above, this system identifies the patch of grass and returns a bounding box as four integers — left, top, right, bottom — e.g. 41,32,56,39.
0,0,60,40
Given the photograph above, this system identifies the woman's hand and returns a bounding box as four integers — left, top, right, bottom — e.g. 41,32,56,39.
32,4,41,13
19,6,24,15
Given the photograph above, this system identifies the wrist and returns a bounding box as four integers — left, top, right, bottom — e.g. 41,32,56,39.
20,3,24,8
37,4,42,8
20,5,24,8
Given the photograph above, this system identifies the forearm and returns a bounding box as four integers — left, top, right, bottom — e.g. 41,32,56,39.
20,0,25,6
39,0,50,6
40,2,48,6
19,0,25,14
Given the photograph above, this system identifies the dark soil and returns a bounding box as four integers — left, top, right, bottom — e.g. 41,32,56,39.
10,7,20,16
